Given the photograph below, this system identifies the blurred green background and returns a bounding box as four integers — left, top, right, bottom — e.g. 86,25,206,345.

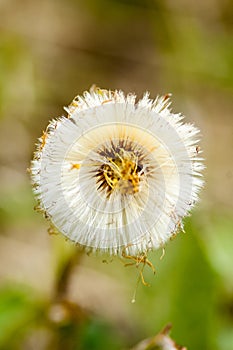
0,0,233,349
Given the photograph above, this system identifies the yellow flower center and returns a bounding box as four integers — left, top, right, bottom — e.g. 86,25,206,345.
102,150,141,195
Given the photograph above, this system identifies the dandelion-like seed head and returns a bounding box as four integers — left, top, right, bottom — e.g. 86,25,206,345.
30,87,204,258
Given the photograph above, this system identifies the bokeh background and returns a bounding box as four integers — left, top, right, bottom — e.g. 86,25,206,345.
0,0,233,349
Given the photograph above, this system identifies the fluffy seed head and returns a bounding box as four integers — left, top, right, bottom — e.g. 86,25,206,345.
30,87,204,256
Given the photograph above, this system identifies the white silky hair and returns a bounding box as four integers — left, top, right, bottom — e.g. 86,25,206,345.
31,89,204,256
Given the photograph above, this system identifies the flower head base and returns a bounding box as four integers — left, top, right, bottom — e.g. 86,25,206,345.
30,87,204,258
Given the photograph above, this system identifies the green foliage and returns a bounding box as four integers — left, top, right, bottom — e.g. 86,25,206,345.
129,217,218,350
79,319,123,350
0,286,44,349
